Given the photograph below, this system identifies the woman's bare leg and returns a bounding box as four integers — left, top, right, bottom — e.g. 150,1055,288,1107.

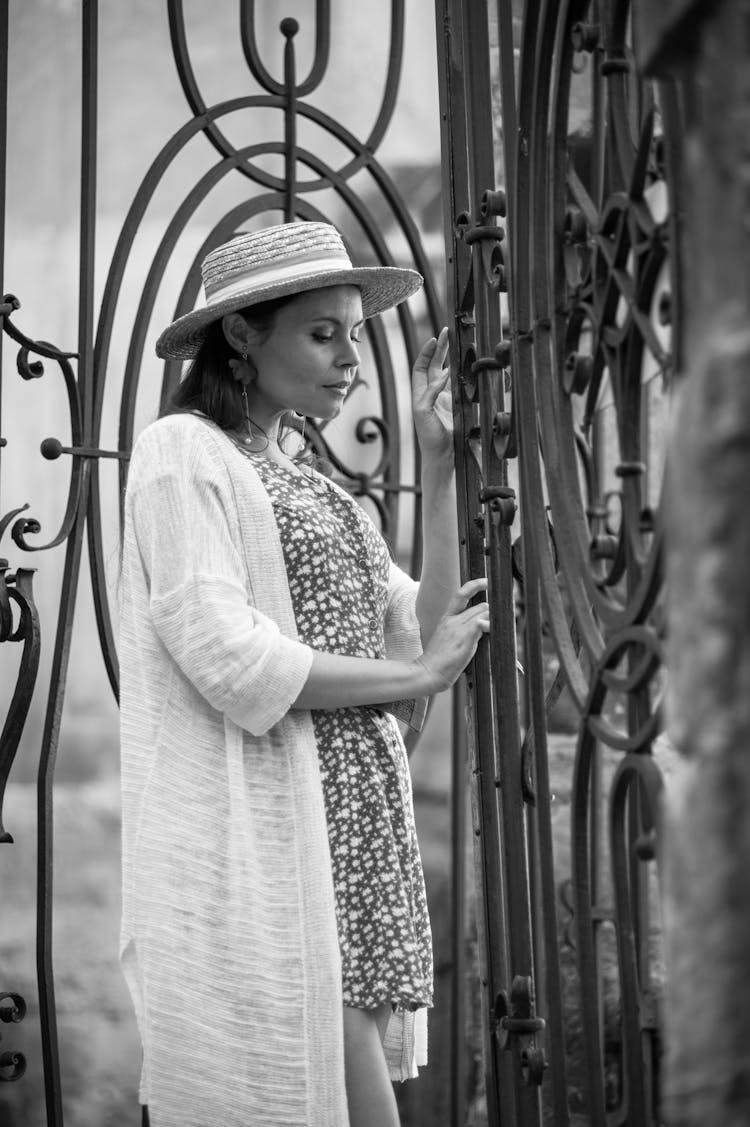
373,1002,392,1043
343,1004,400,1127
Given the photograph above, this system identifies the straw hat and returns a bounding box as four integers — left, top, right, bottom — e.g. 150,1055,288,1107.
155,221,424,360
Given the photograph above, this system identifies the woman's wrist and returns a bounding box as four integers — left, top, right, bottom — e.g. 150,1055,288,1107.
419,446,455,477
404,656,442,699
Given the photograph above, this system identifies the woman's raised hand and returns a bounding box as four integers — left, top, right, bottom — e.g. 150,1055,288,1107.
414,578,490,693
411,326,453,461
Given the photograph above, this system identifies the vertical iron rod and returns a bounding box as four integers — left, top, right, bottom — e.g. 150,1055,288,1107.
450,679,467,1124
0,0,8,512
283,20,297,223
434,1,509,1119
37,3,98,1124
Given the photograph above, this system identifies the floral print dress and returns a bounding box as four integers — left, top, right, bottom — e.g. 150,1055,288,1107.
251,455,433,1013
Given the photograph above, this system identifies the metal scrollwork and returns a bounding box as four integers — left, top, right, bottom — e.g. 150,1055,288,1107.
0,993,27,1083
100,3,441,570
304,412,399,533
435,0,683,1121
506,0,679,1121
1,295,84,553
0,564,41,843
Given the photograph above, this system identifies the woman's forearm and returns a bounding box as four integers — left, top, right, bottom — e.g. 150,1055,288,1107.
292,577,491,712
291,650,434,711
415,454,461,642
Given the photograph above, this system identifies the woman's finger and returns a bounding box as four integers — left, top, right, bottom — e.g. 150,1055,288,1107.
445,579,488,616
451,602,490,629
457,577,488,599
426,366,451,399
413,326,449,375
426,329,449,379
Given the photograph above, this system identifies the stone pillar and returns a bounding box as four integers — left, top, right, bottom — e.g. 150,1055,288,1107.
634,1,750,1123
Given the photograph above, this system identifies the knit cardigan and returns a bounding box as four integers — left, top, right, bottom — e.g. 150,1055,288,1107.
119,413,428,1127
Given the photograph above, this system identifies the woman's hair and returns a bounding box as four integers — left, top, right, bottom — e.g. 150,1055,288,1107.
160,296,288,430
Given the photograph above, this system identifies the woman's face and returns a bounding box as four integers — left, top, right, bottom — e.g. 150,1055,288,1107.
244,285,364,426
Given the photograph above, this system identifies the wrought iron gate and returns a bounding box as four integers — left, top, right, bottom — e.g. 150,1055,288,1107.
1,4,443,1123
435,1,680,1124
1,0,688,1124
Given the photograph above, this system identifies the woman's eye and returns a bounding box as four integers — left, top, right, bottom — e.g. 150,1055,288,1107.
351,336,361,345
313,332,333,343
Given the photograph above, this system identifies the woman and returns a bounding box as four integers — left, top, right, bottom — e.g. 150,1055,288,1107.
119,221,489,1127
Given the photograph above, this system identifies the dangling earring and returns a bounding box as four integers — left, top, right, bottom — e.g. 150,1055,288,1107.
241,384,252,427
239,386,269,453
229,348,268,453
289,410,306,454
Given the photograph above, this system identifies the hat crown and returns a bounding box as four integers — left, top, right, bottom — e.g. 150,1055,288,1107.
202,222,354,307
155,219,423,360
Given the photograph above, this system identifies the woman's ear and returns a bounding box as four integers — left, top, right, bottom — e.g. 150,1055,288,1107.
221,312,252,353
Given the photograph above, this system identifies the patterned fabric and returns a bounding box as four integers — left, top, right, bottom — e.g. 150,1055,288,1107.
252,456,433,1013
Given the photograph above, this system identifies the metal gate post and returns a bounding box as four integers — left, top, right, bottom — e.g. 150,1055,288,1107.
435,2,546,1123
494,1,573,1120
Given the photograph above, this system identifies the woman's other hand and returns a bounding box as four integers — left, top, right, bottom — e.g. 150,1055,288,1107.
411,326,453,461
412,578,490,693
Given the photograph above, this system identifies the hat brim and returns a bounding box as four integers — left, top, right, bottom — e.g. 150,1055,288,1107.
155,265,424,360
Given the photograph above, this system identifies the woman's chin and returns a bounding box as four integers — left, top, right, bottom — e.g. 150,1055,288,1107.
317,401,345,421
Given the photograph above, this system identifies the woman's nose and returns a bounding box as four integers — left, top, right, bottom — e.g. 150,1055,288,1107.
340,338,360,366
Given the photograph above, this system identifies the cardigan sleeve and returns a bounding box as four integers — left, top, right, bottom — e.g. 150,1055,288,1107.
125,422,313,737
382,559,428,732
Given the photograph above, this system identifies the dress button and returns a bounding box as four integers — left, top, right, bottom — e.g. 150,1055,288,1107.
358,556,368,568
368,617,378,631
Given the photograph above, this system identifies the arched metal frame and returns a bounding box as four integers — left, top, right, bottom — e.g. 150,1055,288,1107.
436,0,679,1123
0,4,442,1122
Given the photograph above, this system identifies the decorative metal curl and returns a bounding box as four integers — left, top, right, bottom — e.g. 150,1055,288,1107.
169,0,405,189
0,295,84,553
0,992,27,1083
0,565,41,843
0,993,26,1024
608,751,665,1119
302,413,414,537
580,625,664,755
0,1049,26,1082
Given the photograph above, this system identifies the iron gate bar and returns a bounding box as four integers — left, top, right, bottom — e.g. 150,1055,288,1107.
0,566,41,848
33,4,100,1124
282,20,297,220
436,1,553,1122
435,3,509,1122
449,676,468,1127
462,2,545,1121
0,0,5,421
499,0,573,1119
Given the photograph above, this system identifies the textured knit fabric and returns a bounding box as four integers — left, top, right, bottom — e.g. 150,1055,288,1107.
251,457,433,1011
119,413,428,1127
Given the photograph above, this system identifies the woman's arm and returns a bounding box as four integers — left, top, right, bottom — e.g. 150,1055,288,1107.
127,419,487,728
292,578,488,710
411,327,462,643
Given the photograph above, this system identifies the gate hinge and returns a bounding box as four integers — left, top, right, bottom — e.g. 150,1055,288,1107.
493,975,548,1086
479,485,516,527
